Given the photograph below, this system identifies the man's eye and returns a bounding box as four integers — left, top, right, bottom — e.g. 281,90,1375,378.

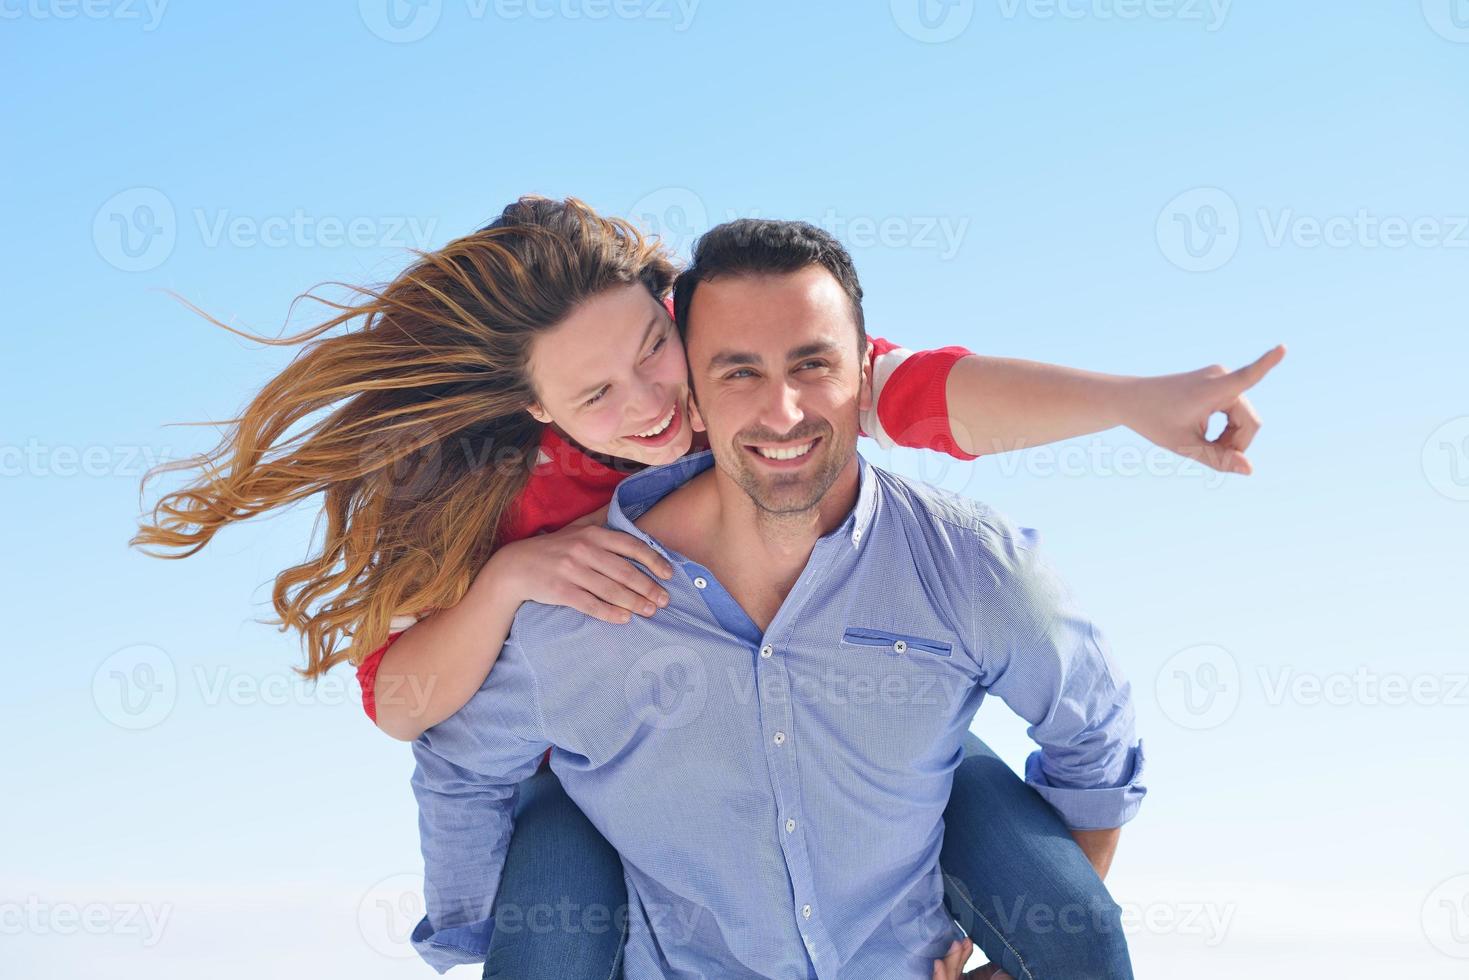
584,386,609,407
726,369,754,380
796,360,826,371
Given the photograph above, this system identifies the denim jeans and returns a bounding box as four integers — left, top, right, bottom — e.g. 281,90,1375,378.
939,734,1133,979
483,733,1133,979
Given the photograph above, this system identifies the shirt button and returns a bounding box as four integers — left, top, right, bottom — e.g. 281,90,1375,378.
801,904,812,919
893,639,908,654
853,528,862,543
760,644,773,658
773,731,786,746
785,817,796,833
692,576,708,589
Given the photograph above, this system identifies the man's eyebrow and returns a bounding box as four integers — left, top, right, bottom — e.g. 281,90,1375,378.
787,340,842,361
707,338,844,372
706,349,761,370
570,311,663,401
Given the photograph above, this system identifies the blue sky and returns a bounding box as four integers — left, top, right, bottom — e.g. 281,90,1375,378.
3,2,1467,977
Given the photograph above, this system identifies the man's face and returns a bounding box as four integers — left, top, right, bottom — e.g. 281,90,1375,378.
683,265,872,516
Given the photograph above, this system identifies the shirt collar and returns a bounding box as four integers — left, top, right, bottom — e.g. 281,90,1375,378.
606,448,880,556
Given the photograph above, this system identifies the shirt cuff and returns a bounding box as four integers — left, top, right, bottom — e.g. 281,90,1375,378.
411,914,494,973
865,344,979,460
354,630,407,724
1024,739,1148,831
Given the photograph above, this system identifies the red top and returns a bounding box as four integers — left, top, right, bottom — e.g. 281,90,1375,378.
356,332,977,722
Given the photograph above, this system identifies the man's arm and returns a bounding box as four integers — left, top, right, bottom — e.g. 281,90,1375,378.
1069,828,1121,880
408,637,552,973
965,521,1147,844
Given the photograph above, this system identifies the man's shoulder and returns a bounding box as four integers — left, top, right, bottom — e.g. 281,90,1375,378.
869,463,1029,552
505,596,615,659
631,467,713,556
510,595,599,633
869,465,1066,633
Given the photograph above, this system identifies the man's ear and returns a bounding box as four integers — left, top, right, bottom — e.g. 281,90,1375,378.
857,337,875,416
526,402,552,425
687,389,706,433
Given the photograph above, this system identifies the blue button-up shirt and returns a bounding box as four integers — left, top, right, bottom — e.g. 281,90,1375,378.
410,450,1146,978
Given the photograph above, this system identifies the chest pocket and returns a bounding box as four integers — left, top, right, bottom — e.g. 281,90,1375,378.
841,626,953,658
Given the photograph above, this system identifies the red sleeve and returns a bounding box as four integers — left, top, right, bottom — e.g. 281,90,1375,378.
355,631,407,724
865,335,979,461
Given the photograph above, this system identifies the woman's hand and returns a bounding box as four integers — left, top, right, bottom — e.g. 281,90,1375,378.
1123,344,1286,475
493,518,675,625
932,937,1015,979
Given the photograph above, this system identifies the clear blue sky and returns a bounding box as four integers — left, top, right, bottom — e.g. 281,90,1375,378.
4,3,1466,977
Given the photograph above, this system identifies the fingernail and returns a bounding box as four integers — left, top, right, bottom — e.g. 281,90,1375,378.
657,593,669,607
643,603,656,616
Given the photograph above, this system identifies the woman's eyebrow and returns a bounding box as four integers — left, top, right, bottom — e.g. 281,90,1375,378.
570,312,663,401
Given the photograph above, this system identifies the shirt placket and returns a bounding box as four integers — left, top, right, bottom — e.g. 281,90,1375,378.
754,535,851,980
677,540,848,980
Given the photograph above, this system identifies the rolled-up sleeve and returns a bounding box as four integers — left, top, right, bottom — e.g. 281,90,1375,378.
969,524,1147,831
409,638,552,972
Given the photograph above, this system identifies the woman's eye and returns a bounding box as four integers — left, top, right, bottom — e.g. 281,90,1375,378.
644,334,667,360
584,386,609,407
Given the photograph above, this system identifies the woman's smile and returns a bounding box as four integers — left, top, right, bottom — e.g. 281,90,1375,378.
625,399,682,446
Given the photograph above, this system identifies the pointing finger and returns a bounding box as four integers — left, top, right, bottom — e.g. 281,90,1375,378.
1222,344,1286,394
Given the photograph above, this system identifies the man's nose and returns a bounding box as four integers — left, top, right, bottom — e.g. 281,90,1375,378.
757,378,804,436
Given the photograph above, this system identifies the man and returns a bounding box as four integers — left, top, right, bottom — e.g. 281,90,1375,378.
409,219,1147,979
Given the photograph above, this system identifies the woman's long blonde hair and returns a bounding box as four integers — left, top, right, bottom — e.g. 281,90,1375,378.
133,196,678,679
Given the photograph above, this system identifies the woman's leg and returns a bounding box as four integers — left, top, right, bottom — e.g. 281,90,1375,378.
940,733,1134,980
483,764,627,980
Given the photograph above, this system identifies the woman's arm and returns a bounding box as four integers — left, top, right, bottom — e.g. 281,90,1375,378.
370,519,674,741
944,346,1286,473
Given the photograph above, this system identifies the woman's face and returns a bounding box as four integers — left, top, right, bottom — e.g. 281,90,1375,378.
525,283,696,466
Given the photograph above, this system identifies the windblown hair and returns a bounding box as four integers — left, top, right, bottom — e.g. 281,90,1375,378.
132,196,678,679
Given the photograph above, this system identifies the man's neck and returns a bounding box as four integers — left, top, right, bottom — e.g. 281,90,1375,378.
711,457,859,571
639,456,861,632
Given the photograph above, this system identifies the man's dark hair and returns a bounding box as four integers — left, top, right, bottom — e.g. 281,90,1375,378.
672,219,866,351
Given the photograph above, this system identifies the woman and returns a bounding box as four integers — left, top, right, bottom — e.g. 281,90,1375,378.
135,196,1278,979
